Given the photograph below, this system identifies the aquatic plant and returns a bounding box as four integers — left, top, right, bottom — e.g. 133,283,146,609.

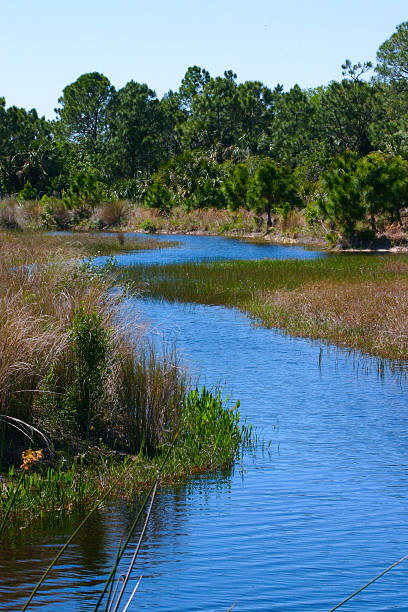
125,255,408,360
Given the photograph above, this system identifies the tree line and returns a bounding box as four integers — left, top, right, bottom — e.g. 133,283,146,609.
1,22,408,243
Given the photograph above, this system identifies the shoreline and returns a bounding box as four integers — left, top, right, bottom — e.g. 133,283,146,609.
85,226,408,254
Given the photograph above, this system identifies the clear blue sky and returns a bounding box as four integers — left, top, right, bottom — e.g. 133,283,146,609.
2,0,407,118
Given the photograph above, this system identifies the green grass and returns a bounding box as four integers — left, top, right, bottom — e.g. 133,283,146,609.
124,255,408,360
1,387,251,530
71,232,176,255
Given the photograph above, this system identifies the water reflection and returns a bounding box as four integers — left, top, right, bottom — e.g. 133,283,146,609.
0,468,235,611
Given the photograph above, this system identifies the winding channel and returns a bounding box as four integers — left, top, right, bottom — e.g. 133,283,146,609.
1,235,408,611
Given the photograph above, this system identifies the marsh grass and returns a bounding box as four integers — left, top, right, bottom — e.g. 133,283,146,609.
125,255,408,360
1,385,248,529
0,230,250,530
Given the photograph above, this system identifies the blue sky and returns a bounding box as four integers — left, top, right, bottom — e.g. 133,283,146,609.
2,0,407,118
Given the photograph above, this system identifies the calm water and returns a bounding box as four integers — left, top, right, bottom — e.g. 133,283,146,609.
2,236,408,611
91,233,325,266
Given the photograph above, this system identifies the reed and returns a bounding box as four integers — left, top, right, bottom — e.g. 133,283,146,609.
0,230,251,531
0,384,249,529
125,255,408,360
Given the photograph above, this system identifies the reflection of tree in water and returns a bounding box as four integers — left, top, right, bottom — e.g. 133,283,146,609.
0,470,234,610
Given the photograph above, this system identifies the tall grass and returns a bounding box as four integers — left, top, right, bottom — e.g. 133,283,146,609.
125,255,408,360
0,232,179,456
0,230,251,529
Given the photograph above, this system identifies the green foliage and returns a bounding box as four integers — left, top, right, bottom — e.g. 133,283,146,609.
304,202,322,228
144,180,172,214
140,218,157,232
319,151,363,240
144,151,226,211
376,21,408,84
269,85,317,167
67,306,110,435
110,81,164,178
221,163,249,210
63,169,108,214
356,151,408,229
55,72,114,157
18,180,37,201
38,306,110,438
179,387,244,467
1,460,100,525
183,70,239,150
317,61,376,157
247,158,297,227
108,177,145,201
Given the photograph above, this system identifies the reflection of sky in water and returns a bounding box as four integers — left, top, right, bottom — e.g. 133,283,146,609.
91,232,325,267
2,236,408,611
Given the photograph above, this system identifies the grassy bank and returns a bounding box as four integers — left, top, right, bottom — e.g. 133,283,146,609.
0,231,249,531
2,387,248,529
0,198,325,245
125,255,408,361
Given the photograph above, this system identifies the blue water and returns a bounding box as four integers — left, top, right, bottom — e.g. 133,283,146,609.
2,236,408,611
91,233,325,266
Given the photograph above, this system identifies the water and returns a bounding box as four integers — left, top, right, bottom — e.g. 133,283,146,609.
2,237,408,611
91,233,325,266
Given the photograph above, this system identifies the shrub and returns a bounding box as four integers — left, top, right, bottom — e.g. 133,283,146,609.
38,306,110,438
40,197,72,229
18,180,37,201
140,218,157,233
144,180,172,214
63,169,108,214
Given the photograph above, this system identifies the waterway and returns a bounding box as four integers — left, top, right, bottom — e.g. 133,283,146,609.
1,235,407,611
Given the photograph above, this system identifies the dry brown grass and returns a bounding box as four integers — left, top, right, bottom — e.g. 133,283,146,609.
95,200,128,227
0,231,186,459
0,233,113,421
124,206,266,234
126,255,408,361
257,279,408,359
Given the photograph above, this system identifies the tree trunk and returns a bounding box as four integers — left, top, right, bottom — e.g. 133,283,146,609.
267,204,272,229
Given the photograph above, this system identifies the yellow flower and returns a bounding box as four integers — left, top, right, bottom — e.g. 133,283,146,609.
20,448,43,471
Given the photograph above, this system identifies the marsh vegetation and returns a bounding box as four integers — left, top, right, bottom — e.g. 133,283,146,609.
126,254,408,360
0,232,248,531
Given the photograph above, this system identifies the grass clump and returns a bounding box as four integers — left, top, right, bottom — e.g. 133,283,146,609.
1,387,248,528
125,254,408,361
0,230,250,531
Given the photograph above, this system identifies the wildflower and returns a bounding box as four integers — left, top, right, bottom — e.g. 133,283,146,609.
20,448,43,471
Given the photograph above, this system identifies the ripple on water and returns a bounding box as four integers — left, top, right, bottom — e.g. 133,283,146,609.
2,237,408,611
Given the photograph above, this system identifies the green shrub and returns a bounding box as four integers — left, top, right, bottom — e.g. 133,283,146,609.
37,306,110,439
325,231,339,247
18,180,37,201
144,180,172,214
63,169,108,215
140,218,157,233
